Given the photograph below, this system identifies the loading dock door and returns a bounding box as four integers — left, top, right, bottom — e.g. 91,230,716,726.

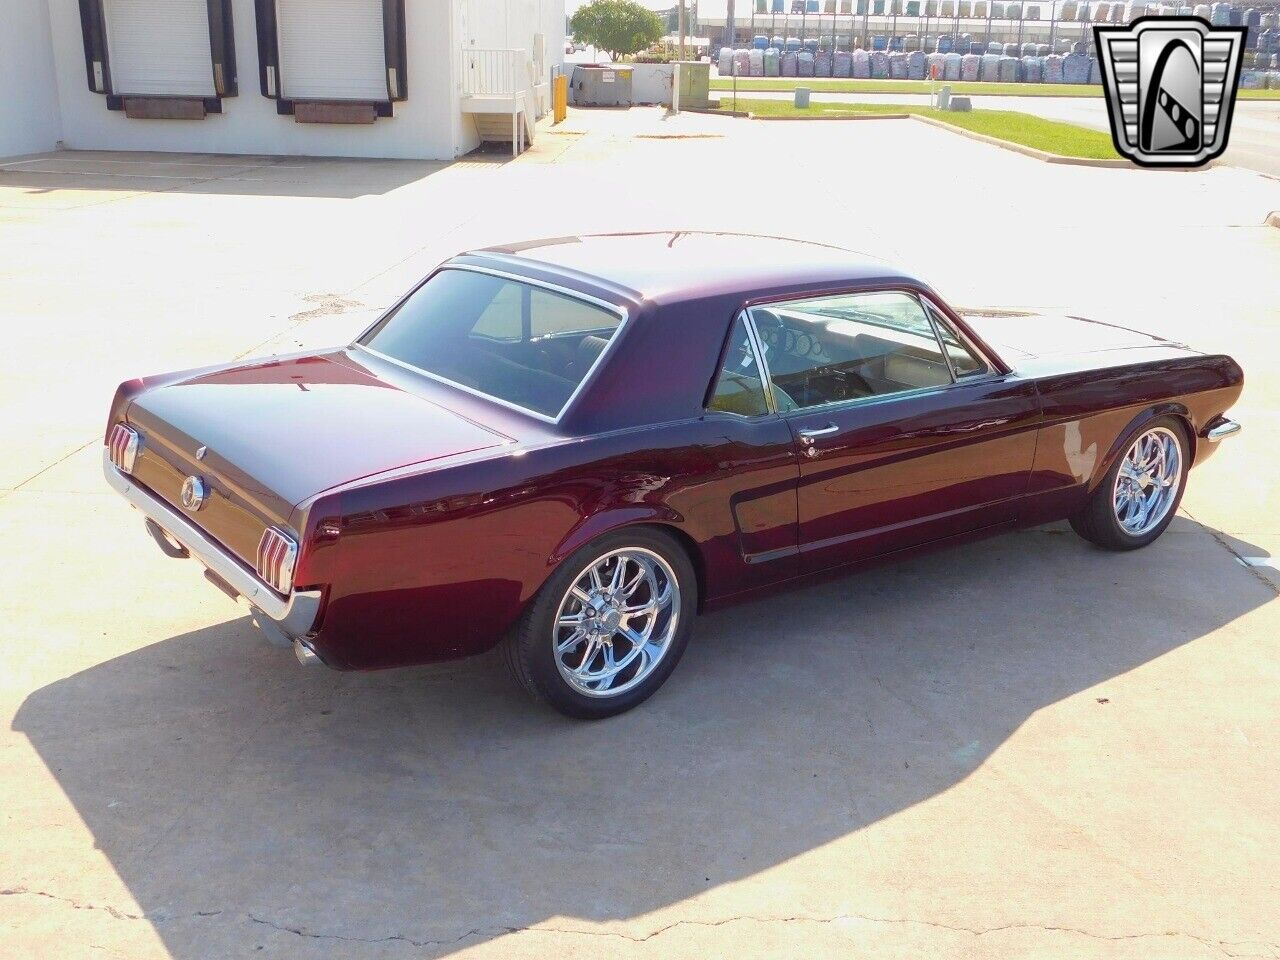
102,0,216,97
276,0,387,101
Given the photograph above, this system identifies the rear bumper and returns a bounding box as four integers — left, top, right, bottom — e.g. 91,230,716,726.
102,450,322,641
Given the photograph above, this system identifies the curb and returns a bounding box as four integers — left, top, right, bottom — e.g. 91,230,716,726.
712,102,1211,170
908,114,1132,167
681,106,751,118
751,112,911,121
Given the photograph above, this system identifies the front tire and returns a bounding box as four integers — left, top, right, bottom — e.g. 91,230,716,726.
1069,417,1188,551
504,527,697,719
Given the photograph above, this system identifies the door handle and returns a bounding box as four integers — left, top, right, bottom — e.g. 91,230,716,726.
798,424,839,445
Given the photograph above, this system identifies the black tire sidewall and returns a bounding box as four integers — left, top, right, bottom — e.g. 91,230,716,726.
519,528,697,719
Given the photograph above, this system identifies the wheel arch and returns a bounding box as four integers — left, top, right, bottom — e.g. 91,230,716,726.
1087,403,1196,494
548,509,707,611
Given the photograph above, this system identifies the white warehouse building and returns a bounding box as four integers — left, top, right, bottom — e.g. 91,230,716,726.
0,0,565,161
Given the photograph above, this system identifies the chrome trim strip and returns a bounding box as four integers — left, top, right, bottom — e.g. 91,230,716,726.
740,310,780,415
102,450,321,638
1205,419,1241,443
919,293,996,379
353,263,630,426
355,344,560,426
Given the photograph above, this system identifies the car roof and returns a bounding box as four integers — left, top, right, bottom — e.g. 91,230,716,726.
463,231,919,304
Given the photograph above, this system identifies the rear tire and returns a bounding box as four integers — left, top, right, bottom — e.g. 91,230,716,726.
503,527,697,719
1069,417,1188,551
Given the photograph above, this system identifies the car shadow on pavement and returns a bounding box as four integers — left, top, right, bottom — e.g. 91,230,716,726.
13,524,1273,957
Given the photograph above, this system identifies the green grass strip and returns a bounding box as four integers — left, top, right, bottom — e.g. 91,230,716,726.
713,97,1122,159
709,77,1280,100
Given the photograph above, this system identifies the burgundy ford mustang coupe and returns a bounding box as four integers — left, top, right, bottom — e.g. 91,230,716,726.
104,232,1243,718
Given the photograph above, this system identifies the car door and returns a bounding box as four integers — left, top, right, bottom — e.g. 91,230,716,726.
699,312,802,591
747,288,1040,575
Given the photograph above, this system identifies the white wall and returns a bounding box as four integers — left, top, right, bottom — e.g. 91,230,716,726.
0,0,62,158
46,0,467,160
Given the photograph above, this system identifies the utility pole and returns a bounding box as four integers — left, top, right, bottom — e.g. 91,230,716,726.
727,0,736,49
679,0,686,60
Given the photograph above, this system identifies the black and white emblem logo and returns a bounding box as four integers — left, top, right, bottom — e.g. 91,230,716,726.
1094,17,1246,167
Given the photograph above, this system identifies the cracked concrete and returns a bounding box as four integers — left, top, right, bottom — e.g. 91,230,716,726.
8,884,1278,959
2,109,1278,960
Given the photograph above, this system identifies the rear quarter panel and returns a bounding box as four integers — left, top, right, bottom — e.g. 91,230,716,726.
304,417,798,671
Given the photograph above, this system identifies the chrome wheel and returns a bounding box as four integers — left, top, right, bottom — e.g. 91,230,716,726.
553,547,680,698
1112,426,1182,537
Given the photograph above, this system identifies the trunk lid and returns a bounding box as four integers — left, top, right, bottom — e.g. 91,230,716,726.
124,352,510,566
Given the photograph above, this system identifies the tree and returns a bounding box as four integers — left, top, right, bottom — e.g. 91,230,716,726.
570,0,665,62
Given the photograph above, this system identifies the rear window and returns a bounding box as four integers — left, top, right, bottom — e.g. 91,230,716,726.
360,269,624,419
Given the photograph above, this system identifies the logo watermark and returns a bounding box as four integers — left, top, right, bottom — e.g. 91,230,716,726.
1094,16,1247,168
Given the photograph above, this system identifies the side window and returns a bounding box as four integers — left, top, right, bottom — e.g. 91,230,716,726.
926,302,988,378
530,288,617,338
707,315,770,417
471,282,523,340
749,291,953,411
472,285,619,341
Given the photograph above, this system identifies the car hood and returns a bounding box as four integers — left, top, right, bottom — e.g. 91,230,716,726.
958,309,1190,363
126,351,512,510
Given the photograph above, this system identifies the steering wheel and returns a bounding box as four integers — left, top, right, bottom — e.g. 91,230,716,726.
814,363,874,400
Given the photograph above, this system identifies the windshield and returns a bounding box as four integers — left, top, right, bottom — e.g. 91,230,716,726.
360,268,624,420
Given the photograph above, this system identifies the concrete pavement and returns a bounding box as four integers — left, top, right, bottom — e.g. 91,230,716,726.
2,108,1279,959
725,89,1280,176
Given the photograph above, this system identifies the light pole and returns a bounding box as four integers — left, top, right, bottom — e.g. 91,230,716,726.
679,0,686,60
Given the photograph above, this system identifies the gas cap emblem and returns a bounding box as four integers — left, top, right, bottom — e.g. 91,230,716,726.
180,476,208,512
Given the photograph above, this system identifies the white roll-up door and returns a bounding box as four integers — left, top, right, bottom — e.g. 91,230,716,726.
103,0,215,97
277,0,387,101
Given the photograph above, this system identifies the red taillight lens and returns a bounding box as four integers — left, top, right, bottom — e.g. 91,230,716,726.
256,527,299,594
107,423,141,474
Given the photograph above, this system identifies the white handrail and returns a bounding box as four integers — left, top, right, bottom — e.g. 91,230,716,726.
461,48,530,97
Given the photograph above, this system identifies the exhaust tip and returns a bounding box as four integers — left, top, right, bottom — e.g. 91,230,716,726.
293,638,321,666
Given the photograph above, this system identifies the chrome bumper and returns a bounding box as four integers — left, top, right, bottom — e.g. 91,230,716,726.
102,450,321,640
1204,418,1242,443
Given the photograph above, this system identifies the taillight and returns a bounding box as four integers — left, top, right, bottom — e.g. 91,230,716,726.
256,527,299,594
107,423,141,474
